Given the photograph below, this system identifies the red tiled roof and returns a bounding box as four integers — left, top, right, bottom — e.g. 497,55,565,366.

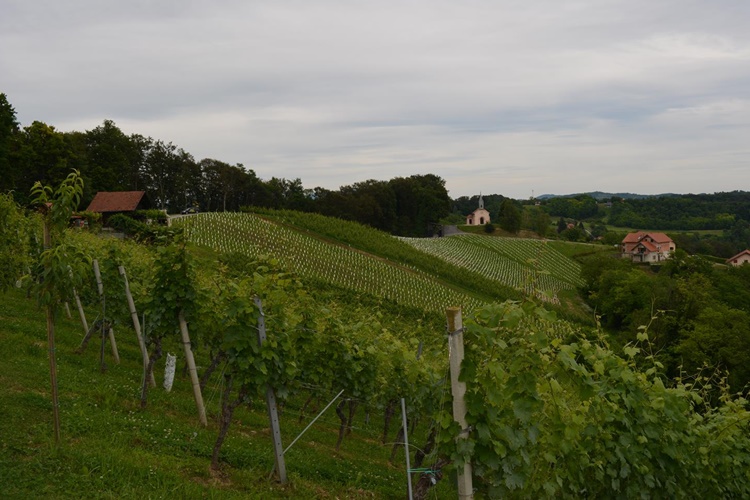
621,231,673,244
726,249,750,263
86,191,145,213
646,232,673,243
637,240,658,252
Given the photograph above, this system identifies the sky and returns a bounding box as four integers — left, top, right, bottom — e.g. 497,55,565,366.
1,0,749,199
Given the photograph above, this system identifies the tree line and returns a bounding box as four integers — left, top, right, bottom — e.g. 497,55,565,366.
0,93,450,237
580,249,750,394
534,192,750,257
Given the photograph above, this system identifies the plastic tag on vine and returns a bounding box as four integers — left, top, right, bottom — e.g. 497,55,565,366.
164,353,177,392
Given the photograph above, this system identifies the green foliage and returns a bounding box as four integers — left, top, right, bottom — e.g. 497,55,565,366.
499,199,521,234
0,93,19,193
483,223,495,234
0,193,33,290
582,248,750,393
561,226,586,241
253,208,517,304
443,300,750,498
0,287,427,498
29,170,91,308
608,192,750,231
74,210,102,227
145,237,197,340
31,169,85,231
545,195,599,220
108,213,181,243
401,234,583,301
133,209,168,222
524,206,551,237
676,304,750,392
176,211,490,313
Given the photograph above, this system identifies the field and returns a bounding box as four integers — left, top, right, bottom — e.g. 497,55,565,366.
175,211,588,310
0,286,451,498
4,205,749,498
400,234,584,301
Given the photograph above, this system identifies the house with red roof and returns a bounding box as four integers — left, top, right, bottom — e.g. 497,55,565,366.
85,191,151,224
726,249,750,267
621,231,675,263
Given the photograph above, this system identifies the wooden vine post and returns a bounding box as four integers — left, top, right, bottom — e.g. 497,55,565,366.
447,306,473,499
73,286,88,335
119,266,155,387
254,297,287,484
69,267,89,337
92,259,120,364
178,310,207,427
42,218,61,444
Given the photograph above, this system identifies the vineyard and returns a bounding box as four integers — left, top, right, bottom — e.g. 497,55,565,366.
2,178,750,499
174,211,588,310
399,234,584,301
175,211,488,313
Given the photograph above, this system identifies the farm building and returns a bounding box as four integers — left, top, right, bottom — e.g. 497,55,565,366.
727,249,750,267
621,231,675,263
465,194,491,226
85,191,151,224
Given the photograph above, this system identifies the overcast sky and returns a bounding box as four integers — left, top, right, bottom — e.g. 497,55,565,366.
1,1,748,199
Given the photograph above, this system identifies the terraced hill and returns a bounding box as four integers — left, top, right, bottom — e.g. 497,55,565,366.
174,211,588,312
400,234,584,301
176,212,485,312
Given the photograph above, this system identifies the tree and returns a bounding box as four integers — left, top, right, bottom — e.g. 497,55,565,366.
30,170,89,443
677,304,750,392
0,93,20,194
13,122,75,204
83,120,144,200
389,174,451,236
139,140,195,212
499,198,521,234
0,192,33,290
556,217,567,234
337,179,397,232
528,206,550,238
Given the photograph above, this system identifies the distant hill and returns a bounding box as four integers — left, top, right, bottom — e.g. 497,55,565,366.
536,192,680,201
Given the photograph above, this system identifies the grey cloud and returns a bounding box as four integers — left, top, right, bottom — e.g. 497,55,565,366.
2,0,749,198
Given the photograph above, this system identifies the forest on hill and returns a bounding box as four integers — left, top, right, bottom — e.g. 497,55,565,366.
4,91,749,245
0,93,451,237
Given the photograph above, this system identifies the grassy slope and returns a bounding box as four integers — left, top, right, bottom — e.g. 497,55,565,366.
179,210,600,319
1,212,603,498
256,210,602,320
242,209,522,304
0,287,450,499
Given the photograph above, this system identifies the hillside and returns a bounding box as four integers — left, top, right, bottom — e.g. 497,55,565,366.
174,210,593,315
0,286,443,498
4,203,750,498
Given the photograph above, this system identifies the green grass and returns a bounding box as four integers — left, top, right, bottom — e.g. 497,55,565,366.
0,287,454,498
173,210,603,318
603,225,723,236
399,235,586,305
175,212,502,313
547,240,613,259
